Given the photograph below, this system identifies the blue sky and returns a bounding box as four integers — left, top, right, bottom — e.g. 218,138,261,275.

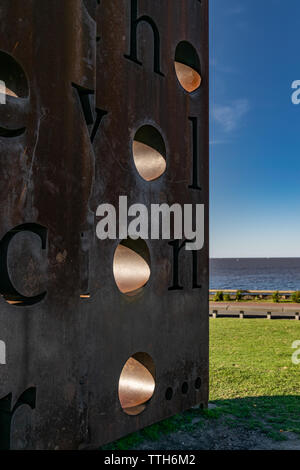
210,0,300,258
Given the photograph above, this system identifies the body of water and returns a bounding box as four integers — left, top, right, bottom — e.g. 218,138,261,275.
210,258,300,291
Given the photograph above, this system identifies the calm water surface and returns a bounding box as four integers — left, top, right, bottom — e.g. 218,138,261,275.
210,258,300,290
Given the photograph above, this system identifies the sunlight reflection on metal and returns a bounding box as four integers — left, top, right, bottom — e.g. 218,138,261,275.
133,125,166,182
174,61,201,93
0,50,29,100
119,354,155,416
133,141,166,182
0,82,18,99
113,243,150,295
5,87,18,98
0,84,17,102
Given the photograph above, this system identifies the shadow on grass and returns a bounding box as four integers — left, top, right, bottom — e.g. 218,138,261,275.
101,395,300,450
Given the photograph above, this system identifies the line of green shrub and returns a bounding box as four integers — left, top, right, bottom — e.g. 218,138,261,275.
212,290,300,303
213,291,224,302
213,290,243,302
272,291,280,303
292,291,300,303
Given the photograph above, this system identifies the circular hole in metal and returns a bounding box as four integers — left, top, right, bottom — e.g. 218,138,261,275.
119,352,155,416
182,382,188,394
195,377,202,390
133,125,166,182
165,387,173,401
113,238,151,296
0,50,29,98
174,41,201,93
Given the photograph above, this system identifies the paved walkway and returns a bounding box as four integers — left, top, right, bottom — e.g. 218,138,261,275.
209,302,300,319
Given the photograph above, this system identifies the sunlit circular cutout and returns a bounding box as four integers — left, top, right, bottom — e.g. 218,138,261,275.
119,352,155,416
2,87,17,98
174,41,201,93
0,50,29,99
133,125,166,182
113,238,151,296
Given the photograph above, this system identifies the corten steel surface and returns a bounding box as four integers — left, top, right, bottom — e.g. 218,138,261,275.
0,0,209,449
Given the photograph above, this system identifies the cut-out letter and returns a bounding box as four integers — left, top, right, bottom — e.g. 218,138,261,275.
125,0,164,76
72,83,107,144
168,240,201,290
0,223,47,306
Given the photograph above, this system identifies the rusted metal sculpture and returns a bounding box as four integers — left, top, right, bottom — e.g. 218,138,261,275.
0,0,209,449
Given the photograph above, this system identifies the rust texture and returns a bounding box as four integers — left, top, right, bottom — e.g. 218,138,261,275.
0,0,209,449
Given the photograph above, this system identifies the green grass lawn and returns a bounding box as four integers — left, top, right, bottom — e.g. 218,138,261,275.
209,318,300,440
102,319,300,449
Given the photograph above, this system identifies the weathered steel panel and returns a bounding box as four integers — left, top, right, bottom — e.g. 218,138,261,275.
0,0,209,449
